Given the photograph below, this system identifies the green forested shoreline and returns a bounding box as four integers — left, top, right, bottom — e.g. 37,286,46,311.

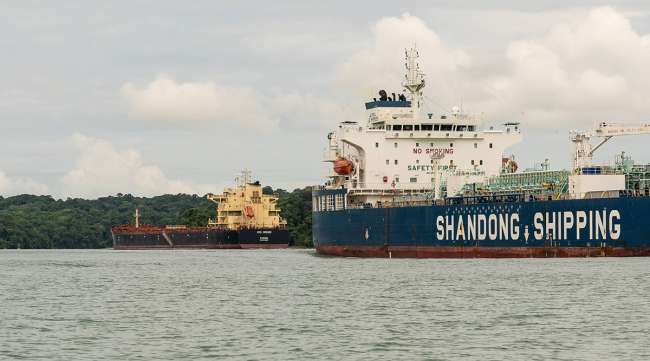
0,187,313,249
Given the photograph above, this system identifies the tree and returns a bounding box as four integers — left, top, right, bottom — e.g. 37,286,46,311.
0,188,316,248
277,187,313,247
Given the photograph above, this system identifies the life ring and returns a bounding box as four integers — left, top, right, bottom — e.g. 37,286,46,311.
244,206,255,218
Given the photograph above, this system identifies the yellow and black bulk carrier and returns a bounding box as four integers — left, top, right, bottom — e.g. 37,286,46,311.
111,172,290,249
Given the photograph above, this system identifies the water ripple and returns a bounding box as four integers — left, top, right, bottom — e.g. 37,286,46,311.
0,250,649,360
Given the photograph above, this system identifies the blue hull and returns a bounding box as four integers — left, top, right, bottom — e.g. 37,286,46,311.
312,196,650,257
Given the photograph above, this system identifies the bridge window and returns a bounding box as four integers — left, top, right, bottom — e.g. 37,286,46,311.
421,124,433,131
403,125,413,131
414,125,420,131
434,124,440,131
386,125,391,130
393,125,402,131
468,126,475,131
440,124,453,131
457,125,467,131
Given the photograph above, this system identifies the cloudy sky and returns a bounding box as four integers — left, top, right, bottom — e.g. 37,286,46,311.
3,1,650,198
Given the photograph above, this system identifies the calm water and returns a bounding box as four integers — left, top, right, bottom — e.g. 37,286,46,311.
1,250,649,360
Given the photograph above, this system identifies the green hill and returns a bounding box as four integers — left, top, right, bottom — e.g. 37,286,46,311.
0,188,313,249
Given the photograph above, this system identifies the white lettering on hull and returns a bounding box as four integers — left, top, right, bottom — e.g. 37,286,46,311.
435,209,621,242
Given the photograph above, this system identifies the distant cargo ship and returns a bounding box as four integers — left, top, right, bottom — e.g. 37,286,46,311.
112,171,291,249
312,47,650,258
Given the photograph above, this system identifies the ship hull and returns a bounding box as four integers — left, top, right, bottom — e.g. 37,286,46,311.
112,227,290,250
313,196,650,258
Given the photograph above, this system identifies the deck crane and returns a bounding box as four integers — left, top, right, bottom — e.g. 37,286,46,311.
571,122,650,171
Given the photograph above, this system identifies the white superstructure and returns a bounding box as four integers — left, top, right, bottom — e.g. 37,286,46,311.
324,47,522,206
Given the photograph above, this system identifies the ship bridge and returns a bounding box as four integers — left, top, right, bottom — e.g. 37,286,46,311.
323,46,522,206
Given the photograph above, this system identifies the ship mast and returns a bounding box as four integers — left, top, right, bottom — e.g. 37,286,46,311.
237,169,252,186
402,46,425,111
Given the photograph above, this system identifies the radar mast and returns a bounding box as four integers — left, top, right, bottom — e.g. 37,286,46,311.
402,46,425,109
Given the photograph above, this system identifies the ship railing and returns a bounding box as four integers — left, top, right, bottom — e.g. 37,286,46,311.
340,189,650,210
348,189,433,196
620,188,650,197
236,224,288,230
314,184,650,211
340,193,559,210
347,183,435,196
350,182,434,189
313,184,434,195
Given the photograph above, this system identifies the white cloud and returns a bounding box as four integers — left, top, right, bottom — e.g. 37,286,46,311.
121,75,272,129
121,75,346,131
482,6,650,126
335,13,471,106
61,133,205,198
0,170,48,196
336,8,650,129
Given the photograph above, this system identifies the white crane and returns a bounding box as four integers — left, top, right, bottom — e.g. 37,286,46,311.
571,122,650,171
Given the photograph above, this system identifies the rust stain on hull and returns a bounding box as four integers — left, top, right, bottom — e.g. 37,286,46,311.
316,245,650,258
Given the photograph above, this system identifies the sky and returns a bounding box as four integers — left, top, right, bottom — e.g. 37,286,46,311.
3,1,650,198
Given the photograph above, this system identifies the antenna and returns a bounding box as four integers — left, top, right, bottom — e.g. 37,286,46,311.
241,169,252,185
402,45,426,109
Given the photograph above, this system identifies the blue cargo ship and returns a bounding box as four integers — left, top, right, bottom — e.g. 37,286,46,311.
312,47,650,257
313,190,650,257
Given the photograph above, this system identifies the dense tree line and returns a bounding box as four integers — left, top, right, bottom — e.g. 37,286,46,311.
274,187,313,247
0,188,313,249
